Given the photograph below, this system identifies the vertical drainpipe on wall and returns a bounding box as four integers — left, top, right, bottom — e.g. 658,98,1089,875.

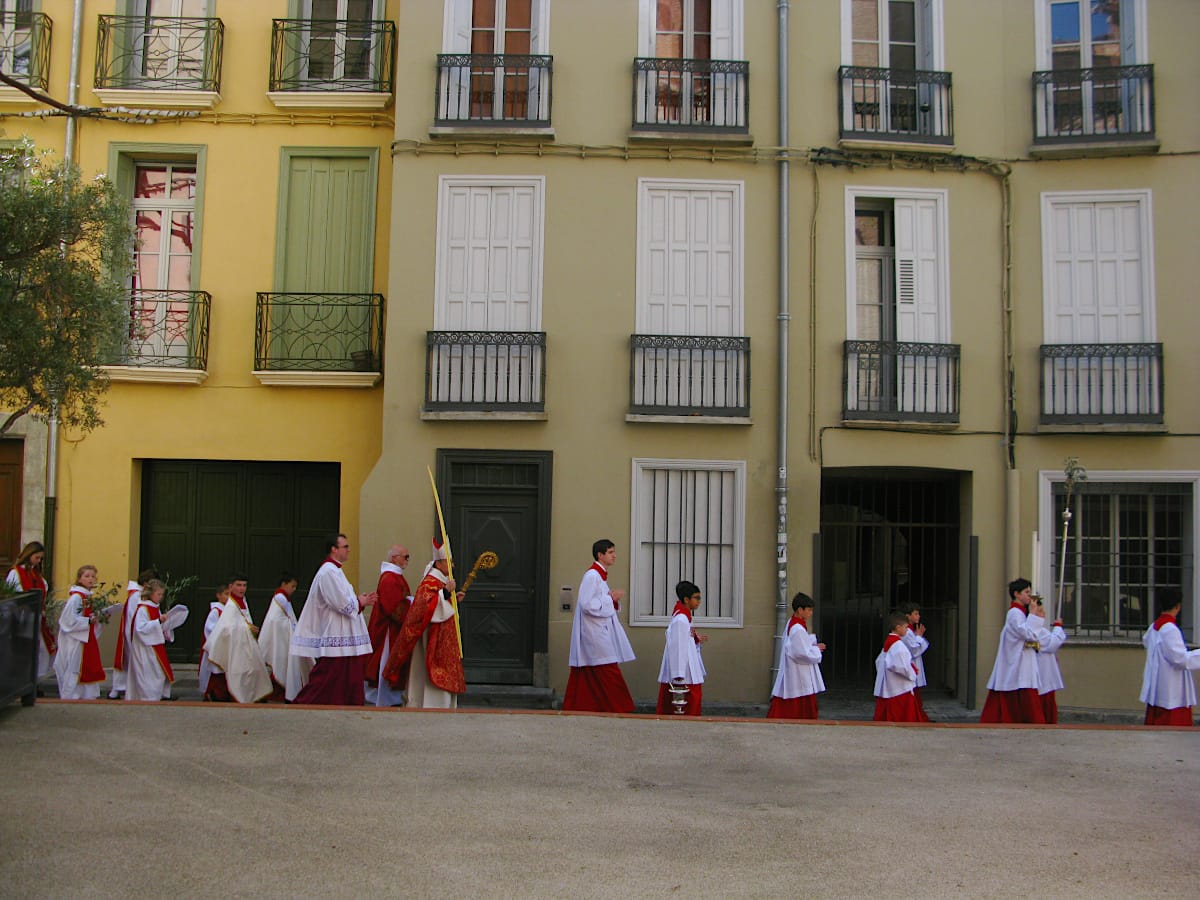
45,0,85,579
771,0,791,685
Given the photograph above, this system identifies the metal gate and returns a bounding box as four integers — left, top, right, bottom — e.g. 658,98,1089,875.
818,472,960,691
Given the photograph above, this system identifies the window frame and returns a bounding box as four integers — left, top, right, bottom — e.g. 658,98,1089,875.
637,0,742,58
1036,469,1199,642
839,0,944,70
629,457,746,628
1033,0,1147,69
1039,189,1156,343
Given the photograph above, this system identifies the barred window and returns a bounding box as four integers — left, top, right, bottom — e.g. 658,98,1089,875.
1051,481,1193,639
630,458,745,627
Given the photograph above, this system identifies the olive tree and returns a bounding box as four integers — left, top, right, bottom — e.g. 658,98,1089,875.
0,139,133,435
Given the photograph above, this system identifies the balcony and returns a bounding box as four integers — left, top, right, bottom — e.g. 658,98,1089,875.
0,11,51,96
632,57,749,135
629,335,750,419
268,18,395,109
843,340,960,423
1040,343,1163,426
254,292,384,387
104,290,210,384
94,15,223,107
1032,65,1155,149
424,331,546,415
433,54,552,130
838,66,953,145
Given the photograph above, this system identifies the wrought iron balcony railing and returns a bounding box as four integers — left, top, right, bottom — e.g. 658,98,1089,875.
1040,343,1163,424
0,11,51,91
838,66,953,144
629,335,750,417
1032,65,1155,144
108,289,210,369
95,15,223,92
435,54,552,126
270,18,395,93
843,340,960,422
255,292,384,373
633,57,748,132
425,331,546,412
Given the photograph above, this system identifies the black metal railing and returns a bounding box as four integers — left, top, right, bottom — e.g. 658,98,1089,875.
633,57,749,132
270,18,395,93
843,340,960,422
1032,64,1155,143
838,66,953,143
1040,343,1163,424
255,292,384,373
435,54,552,126
108,290,211,369
0,11,51,91
629,335,750,416
425,331,546,412
95,15,223,92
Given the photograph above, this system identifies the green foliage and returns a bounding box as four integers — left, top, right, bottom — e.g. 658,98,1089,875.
0,138,134,435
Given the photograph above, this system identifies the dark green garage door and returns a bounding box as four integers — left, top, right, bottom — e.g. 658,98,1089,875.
140,460,340,661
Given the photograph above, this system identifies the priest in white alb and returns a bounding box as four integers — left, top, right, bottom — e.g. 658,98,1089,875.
290,533,376,705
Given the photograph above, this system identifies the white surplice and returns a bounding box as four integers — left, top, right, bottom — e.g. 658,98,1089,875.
258,591,299,695
770,619,825,700
125,601,170,702
1140,617,1200,710
54,587,102,700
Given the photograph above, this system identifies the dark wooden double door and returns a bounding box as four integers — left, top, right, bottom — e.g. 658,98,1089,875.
140,460,340,661
438,450,551,686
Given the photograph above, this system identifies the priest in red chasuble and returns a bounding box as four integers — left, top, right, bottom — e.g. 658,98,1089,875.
384,537,465,709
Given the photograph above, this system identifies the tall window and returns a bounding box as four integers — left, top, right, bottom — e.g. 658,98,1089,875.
845,188,951,416
128,0,210,85
130,162,197,363
842,0,943,135
304,0,379,83
441,0,549,122
1046,479,1194,639
1036,0,1148,137
0,0,33,80
630,458,745,627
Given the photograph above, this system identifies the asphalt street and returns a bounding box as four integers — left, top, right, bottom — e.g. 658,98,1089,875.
1,700,1196,898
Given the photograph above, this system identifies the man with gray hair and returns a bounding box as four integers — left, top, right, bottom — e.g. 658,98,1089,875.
364,543,412,707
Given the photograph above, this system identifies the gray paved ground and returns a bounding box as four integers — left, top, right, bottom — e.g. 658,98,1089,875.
1,701,1196,898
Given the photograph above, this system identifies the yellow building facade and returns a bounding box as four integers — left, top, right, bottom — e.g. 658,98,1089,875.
3,0,1196,712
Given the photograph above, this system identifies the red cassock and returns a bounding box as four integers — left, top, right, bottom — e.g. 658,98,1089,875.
1144,705,1193,726
563,664,635,713
874,692,922,722
383,572,465,694
365,570,410,687
655,682,703,716
767,694,819,720
980,688,1047,724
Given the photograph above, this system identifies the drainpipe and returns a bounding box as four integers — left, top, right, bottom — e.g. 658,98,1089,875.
45,0,85,578
771,0,791,685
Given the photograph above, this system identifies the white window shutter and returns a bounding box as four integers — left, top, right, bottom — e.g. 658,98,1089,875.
893,197,943,344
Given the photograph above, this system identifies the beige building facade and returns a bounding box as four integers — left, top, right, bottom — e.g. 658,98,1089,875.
3,1,1195,711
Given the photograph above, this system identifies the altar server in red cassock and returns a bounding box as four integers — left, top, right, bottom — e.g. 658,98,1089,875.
290,533,376,705
563,539,636,713
54,566,107,700
384,537,465,709
656,581,707,715
7,541,53,679
874,611,922,722
364,545,412,707
900,602,931,722
1035,616,1068,724
979,579,1046,724
1140,590,1200,726
125,580,174,702
768,592,826,720
110,569,157,699
258,574,299,702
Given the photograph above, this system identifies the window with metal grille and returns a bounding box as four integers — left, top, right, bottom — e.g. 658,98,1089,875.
1050,481,1193,639
630,458,745,627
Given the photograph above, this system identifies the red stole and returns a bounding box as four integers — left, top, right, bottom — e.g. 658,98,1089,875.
132,601,175,683
13,565,55,654
1011,600,1027,612
1153,613,1176,631
72,589,106,684
672,601,693,621
113,585,139,671
590,562,618,609
366,571,411,685
884,633,918,675
786,615,807,635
